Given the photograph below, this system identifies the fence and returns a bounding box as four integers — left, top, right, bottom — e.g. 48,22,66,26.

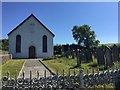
2,66,120,90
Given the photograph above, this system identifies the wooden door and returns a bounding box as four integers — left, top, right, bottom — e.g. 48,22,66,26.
29,46,36,58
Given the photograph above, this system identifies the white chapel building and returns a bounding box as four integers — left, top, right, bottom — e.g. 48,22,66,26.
8,14,55,58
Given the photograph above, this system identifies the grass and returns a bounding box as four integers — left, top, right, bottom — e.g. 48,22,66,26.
42,57,120,75
0,50,8,54
1,59,25,78
41,57,120,88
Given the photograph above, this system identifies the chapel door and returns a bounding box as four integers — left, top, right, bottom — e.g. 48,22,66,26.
29,46,36,58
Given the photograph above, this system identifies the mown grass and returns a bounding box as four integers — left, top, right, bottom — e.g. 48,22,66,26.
1,59,25,78
0,50,8,54
42,57,120,75
41,57,120,88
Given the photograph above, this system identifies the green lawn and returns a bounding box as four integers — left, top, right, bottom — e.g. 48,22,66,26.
41,57,120,89
41,57,120,75
1,59,25,78
0,50,8,54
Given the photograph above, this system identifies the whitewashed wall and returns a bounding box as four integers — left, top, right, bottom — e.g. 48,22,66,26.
8,16,54,58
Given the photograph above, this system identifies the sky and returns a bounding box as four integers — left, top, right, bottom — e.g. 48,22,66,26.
2,2,118,45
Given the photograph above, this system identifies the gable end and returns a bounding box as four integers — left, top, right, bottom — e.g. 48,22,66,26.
7,14,55,37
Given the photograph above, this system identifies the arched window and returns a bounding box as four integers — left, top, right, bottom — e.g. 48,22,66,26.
43,35,47,52
16,35,21,53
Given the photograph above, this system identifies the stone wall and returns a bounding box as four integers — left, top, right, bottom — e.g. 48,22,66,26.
0,54,12,64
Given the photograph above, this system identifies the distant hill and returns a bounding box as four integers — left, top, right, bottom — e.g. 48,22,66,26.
99,43,120,47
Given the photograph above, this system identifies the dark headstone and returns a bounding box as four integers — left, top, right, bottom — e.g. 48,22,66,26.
65,51,69,58
105,46,113,67
62,45,69,54
76,51,81,66
96,46,105,65
84,49,92,62
72,51,75,59
112,44,119,62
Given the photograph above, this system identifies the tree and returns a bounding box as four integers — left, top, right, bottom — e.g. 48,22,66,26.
0,39,9,51
72,24,100,49
54,44,62,55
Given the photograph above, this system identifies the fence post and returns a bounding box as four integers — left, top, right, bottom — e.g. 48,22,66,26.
114,64,120,90
15,70,18,89
74,69,76,83
23,71,25,80
7,71,10,79
30,70,32,89
7,71,10,86
68,68,70,89
92,68,95,90
56,69,58,89
37,71,39,79
62,69,65,86
97,68,99,87
79,69,84,89
112,66,115,89
102,68,106,90
44,70,46,89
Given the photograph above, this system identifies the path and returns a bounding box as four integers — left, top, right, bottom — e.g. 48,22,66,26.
18,59,52,78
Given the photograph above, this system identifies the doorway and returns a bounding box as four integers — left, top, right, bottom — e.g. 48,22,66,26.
29,46,36,58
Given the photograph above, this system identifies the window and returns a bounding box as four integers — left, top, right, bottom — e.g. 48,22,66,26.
43,35,47,52
16,35,21,53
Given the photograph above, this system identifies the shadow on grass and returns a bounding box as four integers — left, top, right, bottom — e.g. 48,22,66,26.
70,65,81,69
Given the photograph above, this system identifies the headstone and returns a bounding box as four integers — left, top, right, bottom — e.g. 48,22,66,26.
91,47,97,58
76,50,81,66
112,44,119,62
85,49,92,62
96,46,105,65
65,51,69,58
105,46,113,67
62,45,69,54
83,49,87,62
118,46,120,61
72,50,75,59
87,50,92,61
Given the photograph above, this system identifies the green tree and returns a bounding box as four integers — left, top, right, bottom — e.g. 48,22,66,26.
72,24,100,49
0,39,9,51
54,44,62,55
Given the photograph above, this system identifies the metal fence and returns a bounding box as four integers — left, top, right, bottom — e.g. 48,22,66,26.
2,66,120,90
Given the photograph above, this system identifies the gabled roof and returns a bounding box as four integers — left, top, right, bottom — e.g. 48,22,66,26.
7,14,55,37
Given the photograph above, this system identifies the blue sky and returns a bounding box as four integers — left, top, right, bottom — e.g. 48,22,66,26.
2,2,118,45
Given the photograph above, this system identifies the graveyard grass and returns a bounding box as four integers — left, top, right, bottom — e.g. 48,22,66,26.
41,57,120,75
2,50,8,54
1,59,25,78
41,57,120,89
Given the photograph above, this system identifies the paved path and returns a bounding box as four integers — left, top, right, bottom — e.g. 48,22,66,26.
18,59,52,78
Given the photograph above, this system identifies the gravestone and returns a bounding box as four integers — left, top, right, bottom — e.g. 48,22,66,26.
83,49,87,62
91,47,97,58
65,51,69,58
118,46,120,61
76,50,81,66
62,45,69,54
72,50,75,59
105,46,113,67
85,49,92,62
96,46,105,65
112,44,119,62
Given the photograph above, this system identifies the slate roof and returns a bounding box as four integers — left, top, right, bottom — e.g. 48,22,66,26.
7,14,55,37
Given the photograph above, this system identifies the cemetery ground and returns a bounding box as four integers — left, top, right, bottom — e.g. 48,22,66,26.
1,57,120,89
0,59,25,78
41,57,120,88
41,57,120,75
